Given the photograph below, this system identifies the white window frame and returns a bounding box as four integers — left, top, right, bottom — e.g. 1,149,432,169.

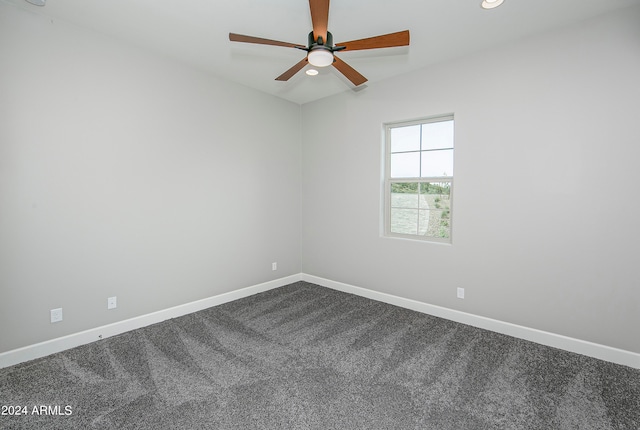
383,114,454,244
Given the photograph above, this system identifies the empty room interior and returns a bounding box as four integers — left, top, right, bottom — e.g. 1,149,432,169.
1,0,639,428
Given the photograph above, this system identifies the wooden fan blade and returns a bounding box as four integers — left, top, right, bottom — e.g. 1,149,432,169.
229,33,302,49
336,30,410,51
275,58,309,81
332,56,367,86
309,0,329,43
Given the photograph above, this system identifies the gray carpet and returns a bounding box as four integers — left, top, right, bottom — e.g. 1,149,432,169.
1,281,639,429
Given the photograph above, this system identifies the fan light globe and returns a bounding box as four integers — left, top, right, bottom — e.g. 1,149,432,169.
308,49,334,68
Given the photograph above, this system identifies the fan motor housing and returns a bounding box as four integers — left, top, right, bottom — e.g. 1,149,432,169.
309,31,333,48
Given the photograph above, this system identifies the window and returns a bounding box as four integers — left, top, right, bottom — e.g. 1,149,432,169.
384,115,454,243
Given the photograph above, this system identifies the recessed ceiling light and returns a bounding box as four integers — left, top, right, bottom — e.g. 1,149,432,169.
306,69,319,76
25,0,46,6
481,0,504,9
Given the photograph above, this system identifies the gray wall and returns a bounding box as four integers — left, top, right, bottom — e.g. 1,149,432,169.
2,2,639,358
0,4,301,353
301,6,640,353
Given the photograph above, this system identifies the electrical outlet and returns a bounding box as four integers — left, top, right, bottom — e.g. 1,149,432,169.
107,296,117,310
50,308,63,323
457,287,465,299
272,262,277,271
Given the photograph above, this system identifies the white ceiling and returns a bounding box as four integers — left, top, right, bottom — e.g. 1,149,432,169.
5,0,640,104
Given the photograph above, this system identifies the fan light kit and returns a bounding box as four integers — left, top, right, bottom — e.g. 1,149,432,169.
306,69,319,76
481,0,504,9
307,48,334,68
229,0,410,87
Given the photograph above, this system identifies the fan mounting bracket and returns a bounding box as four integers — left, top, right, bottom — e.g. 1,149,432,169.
307,31,346,53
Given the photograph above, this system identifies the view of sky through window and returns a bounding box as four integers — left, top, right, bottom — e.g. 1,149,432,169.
390,120,454,179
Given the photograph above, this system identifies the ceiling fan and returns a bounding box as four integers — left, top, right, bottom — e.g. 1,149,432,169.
229,0,410,87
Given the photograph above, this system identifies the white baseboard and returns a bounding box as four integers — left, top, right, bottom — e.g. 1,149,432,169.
3,273,638,370
0,274,302,369
301,274,640,370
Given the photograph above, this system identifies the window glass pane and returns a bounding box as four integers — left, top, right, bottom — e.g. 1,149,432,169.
421,149,453,177
420,181,452,199
391,152,420,178
421,209,451,239
417,210,429,236
391,183,419,208
421,120,454,150
391,125,420,153
419,182,451,239
390,208,419,235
